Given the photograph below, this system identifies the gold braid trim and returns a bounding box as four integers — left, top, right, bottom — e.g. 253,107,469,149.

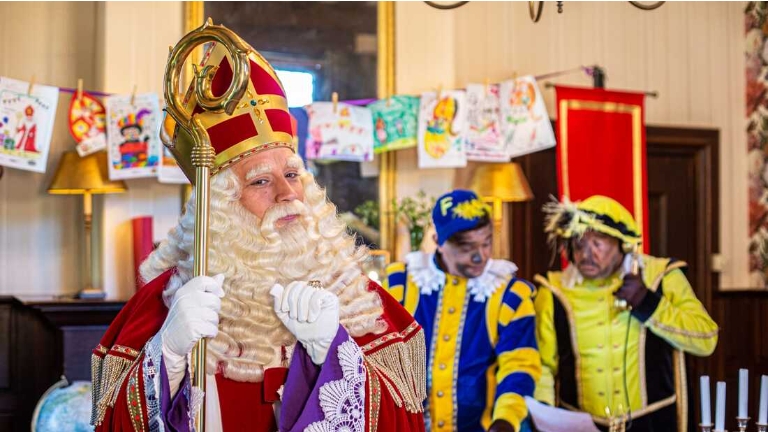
361,321,420,353
364,327,427,414
92,351,143,426
90,353,105,426
127,360,146,432
645,320,719,339
364,359,382,432
535,274,584,409
649,261,687,292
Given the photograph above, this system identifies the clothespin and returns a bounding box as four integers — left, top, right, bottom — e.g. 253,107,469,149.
386,97,392,108
512,71,519,81
437,83,443,98
76,78,83,101
331,91,338,113
130,84,137,106
27,75,36,95
484,77,490,95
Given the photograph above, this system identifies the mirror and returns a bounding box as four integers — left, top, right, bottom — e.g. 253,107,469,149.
190,1,396,254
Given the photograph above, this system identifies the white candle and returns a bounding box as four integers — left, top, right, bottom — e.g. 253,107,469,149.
701,375,712,425
739,369,749,418
716,381,727,431
759,375,768,424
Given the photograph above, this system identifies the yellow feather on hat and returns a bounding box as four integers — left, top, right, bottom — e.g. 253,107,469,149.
543,195,641,247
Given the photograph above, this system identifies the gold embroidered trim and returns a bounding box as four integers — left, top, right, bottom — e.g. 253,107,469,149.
90,353,104,425
95,344,108,355
649,261,687,292
364,359,382,432
127,361,146,432
674,350,688,432
92,351,143,425
361,321,420,353
535,274,583,409
646,319,719,339
112,344,141,357
562,394,676,426
365,327,427,413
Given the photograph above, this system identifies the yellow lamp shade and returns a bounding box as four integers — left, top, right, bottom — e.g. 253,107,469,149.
47,150,127,195
470,162,534,202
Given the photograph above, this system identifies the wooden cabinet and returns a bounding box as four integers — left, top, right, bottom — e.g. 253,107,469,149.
0,296,124,432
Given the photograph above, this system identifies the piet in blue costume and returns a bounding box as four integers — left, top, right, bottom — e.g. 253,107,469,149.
385,189,541,432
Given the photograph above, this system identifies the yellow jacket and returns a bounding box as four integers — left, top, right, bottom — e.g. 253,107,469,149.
534,255,718,430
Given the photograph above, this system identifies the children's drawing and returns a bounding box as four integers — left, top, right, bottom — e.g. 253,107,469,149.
106,93,162,180
305,102,374,162
499,76,556,158
417,90,467,169
69,91,107,157
465,83,507,162
0,77,59,173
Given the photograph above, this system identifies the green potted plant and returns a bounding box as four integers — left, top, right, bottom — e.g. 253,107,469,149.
353,200,380,230
392,190,434,252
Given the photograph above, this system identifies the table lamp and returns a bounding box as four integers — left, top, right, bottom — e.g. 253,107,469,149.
48,150,127,299
470,162,534,259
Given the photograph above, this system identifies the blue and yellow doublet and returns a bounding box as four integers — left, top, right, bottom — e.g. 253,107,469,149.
385,251,541,432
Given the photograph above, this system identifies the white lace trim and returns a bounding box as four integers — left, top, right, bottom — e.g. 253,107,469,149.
306,339,367,432
405,251,518,302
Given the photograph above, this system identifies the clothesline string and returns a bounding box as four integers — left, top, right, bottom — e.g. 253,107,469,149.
342,66,594,105
52,66,595,105
58,86,113,98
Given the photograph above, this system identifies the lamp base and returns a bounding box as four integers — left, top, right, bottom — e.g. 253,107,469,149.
77,287,107,300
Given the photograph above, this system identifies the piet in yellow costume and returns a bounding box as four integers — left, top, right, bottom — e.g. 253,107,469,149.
534,195,718,432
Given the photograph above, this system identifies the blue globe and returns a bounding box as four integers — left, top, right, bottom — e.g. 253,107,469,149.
34,380,93,432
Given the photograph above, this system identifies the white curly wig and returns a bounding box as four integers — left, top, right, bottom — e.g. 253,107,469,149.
139,155,385,382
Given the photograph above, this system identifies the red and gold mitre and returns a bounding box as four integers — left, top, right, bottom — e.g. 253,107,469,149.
163,36,295,183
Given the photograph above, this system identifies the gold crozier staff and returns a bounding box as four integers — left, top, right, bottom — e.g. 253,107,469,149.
161,18,252,432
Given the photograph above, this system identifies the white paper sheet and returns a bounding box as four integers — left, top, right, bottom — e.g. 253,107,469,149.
525,396,600,432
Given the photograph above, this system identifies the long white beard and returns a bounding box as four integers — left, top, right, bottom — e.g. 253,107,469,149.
142,169,385,383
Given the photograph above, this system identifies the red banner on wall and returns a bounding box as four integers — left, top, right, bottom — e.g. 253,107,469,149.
555,85,649,252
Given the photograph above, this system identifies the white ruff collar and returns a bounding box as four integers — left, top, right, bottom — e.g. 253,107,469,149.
405,251,518,302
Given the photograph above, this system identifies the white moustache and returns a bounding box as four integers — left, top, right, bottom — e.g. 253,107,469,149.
261,200,308,227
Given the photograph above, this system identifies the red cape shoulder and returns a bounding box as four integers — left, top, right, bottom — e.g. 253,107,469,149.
93,269,173,359
354,280,422,354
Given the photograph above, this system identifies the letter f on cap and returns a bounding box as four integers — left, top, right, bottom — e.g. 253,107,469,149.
440,197,453,217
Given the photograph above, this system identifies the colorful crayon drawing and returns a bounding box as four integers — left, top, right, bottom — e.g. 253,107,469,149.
499,76,556,158
417,90,467,169
305,102,374,162
106,93,162,180
0,76,59,173
465,83,507,162
69,91,107,157
368,95,419,153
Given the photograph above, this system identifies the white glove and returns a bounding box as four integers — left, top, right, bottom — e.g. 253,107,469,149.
160,274,225,397
269,281,340,365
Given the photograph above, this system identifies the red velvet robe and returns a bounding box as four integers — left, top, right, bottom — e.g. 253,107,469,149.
91,269,426,432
